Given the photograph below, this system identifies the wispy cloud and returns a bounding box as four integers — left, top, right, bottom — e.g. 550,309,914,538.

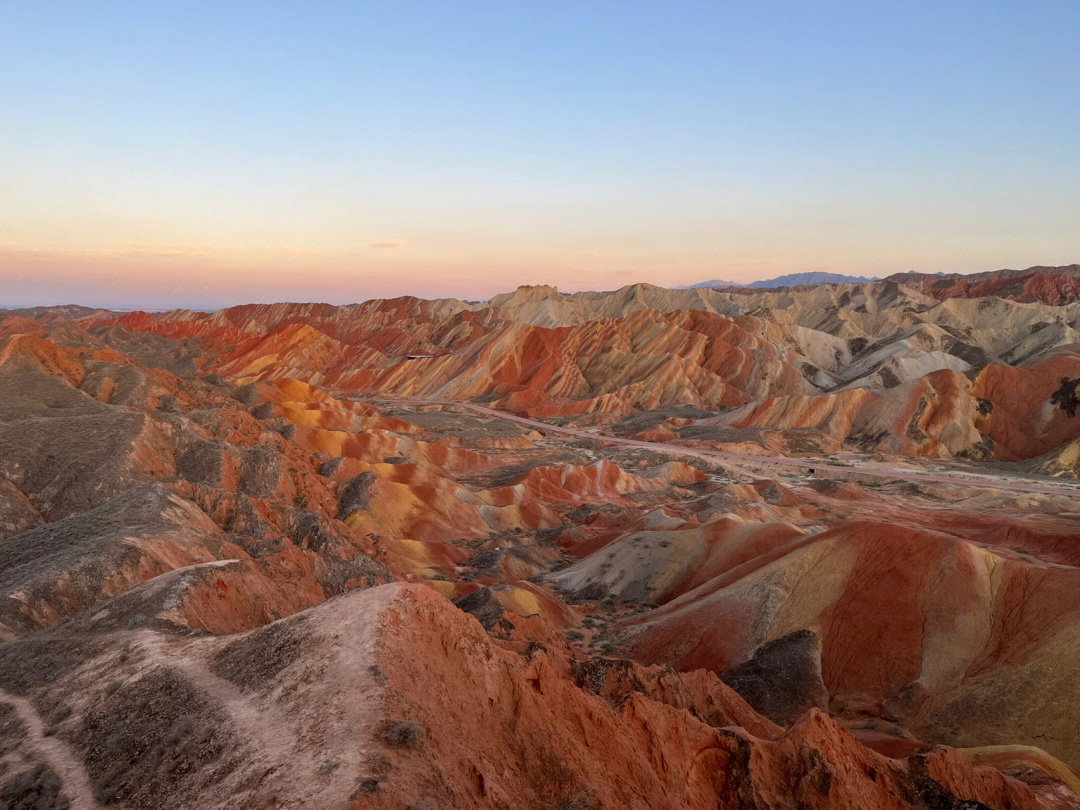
367,240,406,249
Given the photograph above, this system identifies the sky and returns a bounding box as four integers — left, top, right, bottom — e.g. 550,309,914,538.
2,1,1079,309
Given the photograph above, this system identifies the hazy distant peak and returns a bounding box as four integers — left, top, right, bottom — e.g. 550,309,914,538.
683,272,877,290
747,272,877,288
679,279,741,289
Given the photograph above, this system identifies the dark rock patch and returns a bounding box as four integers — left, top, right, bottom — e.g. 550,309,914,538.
453,587,511,633
289,509,333,553
338,472,377,519
720,630,829,726
175,437,228,485
1050,377,1080,418
238,444,281,498
907,755,993,810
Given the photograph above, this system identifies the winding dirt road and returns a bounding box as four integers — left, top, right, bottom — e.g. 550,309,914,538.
383,397,1080,499
0,689,102,809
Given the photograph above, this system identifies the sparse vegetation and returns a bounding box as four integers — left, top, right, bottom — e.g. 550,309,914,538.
384,721,426,749
453,587,509,632
534,751,599,810
0,763,69,810
44,703,71,736
0,636,102,694
0,704,27,757
351,777,379,796
544,790,601,810
211,619,309,689
76,669,233,807
318,758,340,774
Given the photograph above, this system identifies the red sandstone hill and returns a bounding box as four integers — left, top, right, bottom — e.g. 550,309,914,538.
580,519,1080,769
892,266,1080,306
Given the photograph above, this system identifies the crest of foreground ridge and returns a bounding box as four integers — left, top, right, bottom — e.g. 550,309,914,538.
2,582,1076,809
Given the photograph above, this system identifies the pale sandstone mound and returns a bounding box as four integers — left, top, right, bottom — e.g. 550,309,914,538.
550,516,806,605
690,356,1080,460
702,370,989,457
1029,437,1080,478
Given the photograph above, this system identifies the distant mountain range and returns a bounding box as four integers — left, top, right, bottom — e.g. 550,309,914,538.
684,272,877,290
681,279,740,289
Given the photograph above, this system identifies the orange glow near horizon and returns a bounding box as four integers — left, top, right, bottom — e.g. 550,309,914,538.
4,229,1078,310
3,3,1077,309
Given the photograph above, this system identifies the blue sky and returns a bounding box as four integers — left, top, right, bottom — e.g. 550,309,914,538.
1,1,1078,307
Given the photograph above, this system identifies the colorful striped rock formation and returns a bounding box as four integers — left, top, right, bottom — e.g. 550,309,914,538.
1,270,1079,808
